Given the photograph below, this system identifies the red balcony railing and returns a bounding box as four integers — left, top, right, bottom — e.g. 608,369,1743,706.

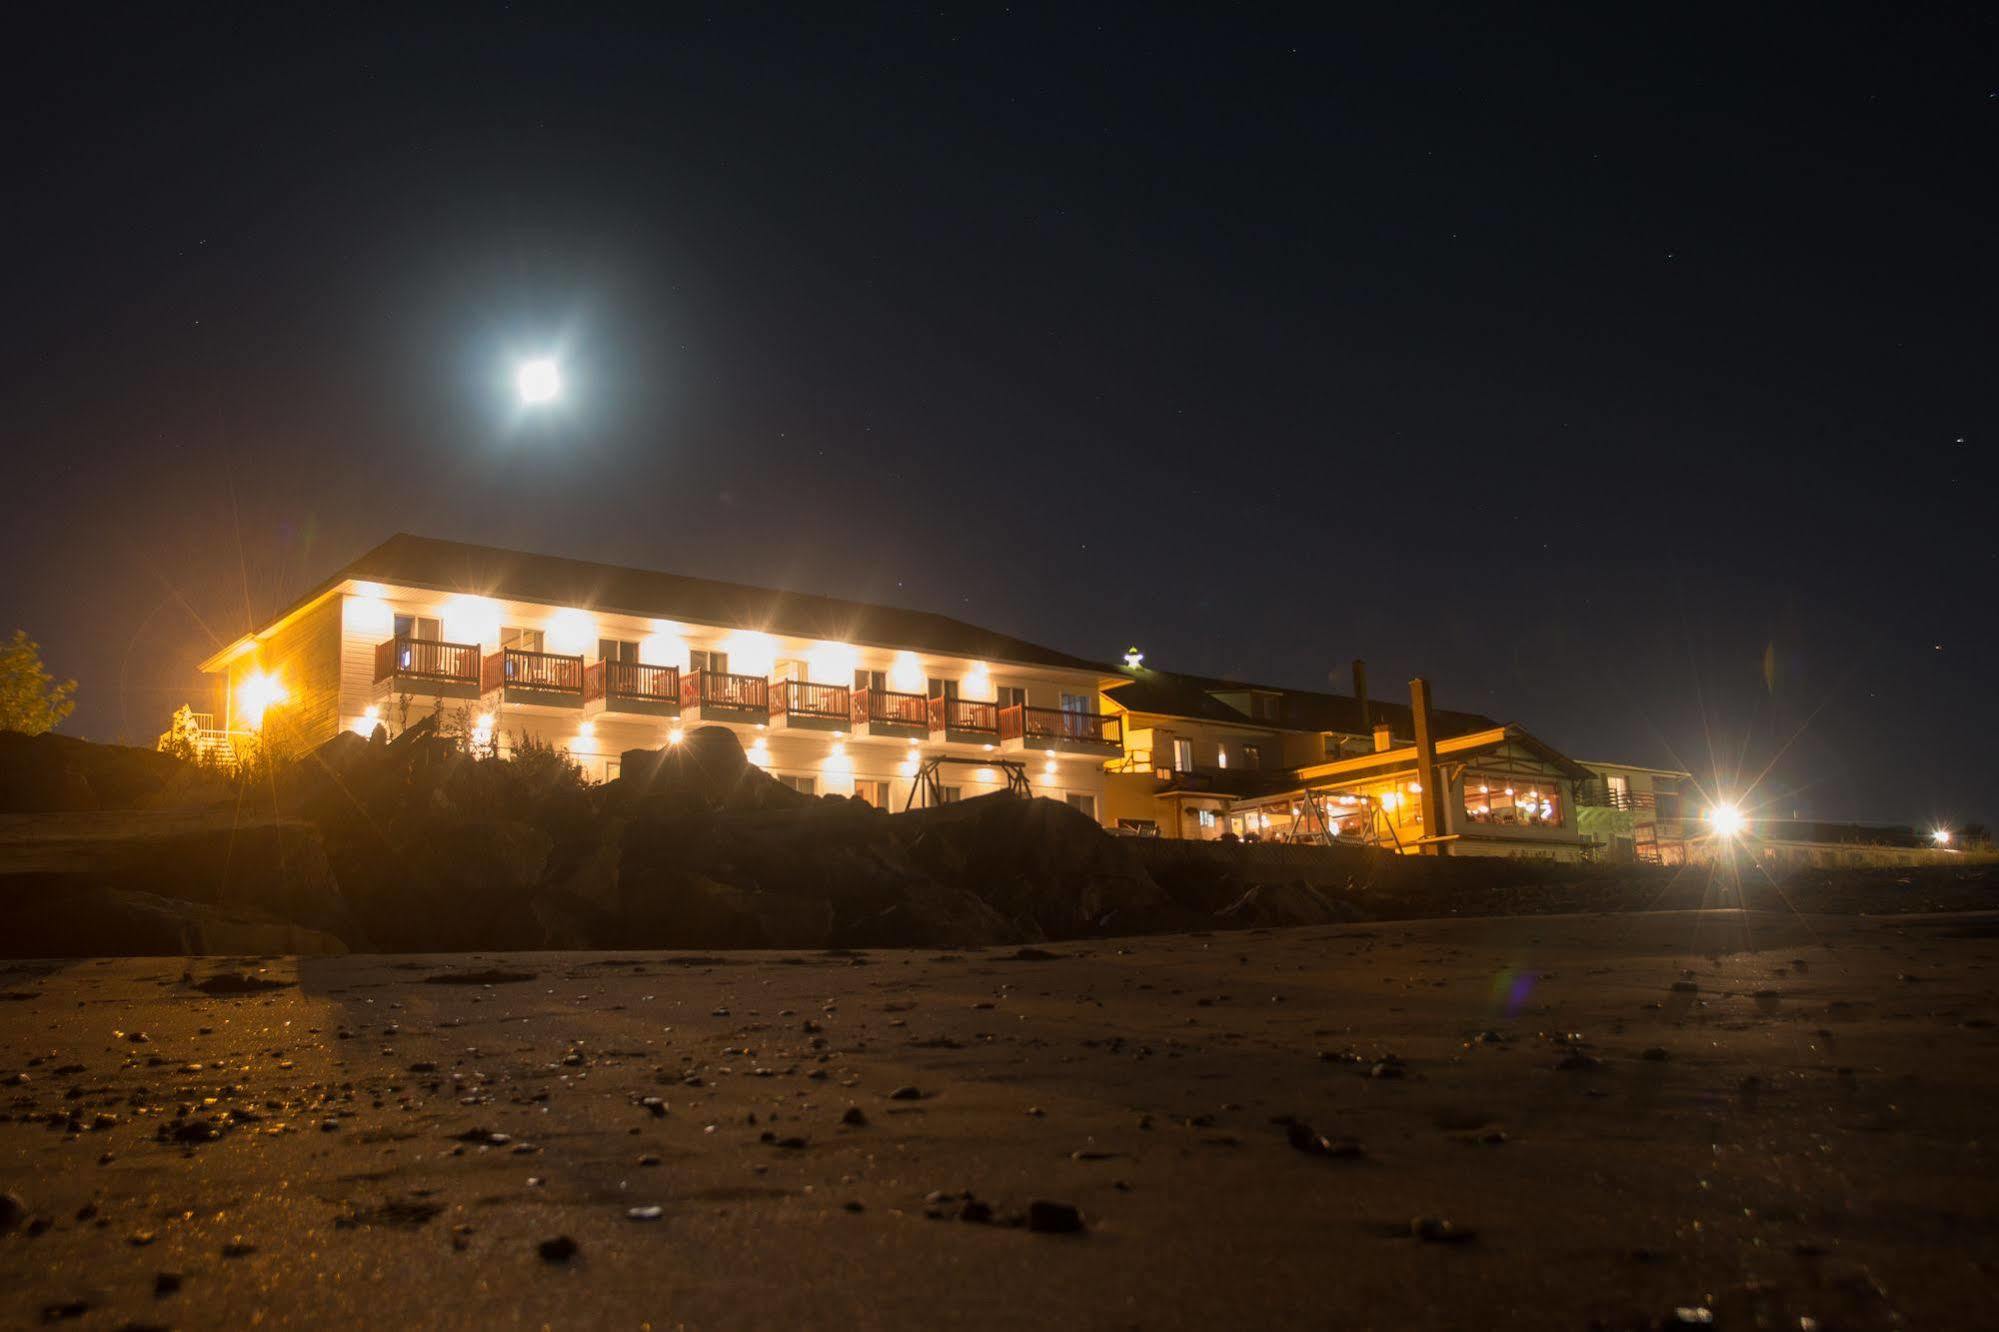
481,648,584,694
585,660,679,705
373,636,480,685
999,704,1121,746
680,670,769,712
852,688,928,729
771,679,849,721
927,696,998,735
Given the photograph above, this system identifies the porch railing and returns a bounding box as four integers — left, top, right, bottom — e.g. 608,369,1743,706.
999,704,1121,746
374,635,481,685
680,670,769,712
482,648,585,694
771,679,849,720
585,660,679,704
852,688,928,729
927,696,998,735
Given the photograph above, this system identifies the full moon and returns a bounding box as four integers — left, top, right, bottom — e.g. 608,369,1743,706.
516,358,561,404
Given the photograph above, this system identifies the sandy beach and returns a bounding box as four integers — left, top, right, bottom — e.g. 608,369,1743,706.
4,908,1996,1329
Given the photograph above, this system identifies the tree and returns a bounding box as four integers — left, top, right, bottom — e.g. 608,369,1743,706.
0,630,76,735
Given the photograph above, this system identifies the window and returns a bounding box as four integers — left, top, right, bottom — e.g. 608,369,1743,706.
502,626,545,652
856,669,887,691
1172,738,1194,772
394,614,442,641
598,638,639,662
1463,774,1563,828
689,649,729,675
775,774,817,796
1248,692,1281,720
1115,818,1159,836
1064,793,1097,821
929,678,959,700
996,685,1027,710
1606,774,1631,809
1654,779,1681,821
854,779,892,808
1059,691,1092,713
1197,809,1218,830
937,785,961,803
1216,746,1228,769
1241,744,1262,771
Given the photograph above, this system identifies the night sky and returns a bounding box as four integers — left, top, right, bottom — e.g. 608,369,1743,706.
4,5,1993,829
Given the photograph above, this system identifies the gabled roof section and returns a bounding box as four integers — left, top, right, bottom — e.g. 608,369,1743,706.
1104,664,1500,739
1288,725,1595,786
207,534,1117,676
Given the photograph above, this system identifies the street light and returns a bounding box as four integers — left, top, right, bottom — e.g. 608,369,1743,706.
1707,802,1745,838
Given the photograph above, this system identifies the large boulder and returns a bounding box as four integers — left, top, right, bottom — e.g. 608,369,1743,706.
0,731,230,813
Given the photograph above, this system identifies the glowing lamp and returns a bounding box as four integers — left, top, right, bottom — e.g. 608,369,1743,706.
666,728,684,746
1707,803,1746,838
517,358,560,404
1933,828,1952,846
238,670,286,731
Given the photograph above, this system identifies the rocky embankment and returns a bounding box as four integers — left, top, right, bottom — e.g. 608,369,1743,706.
0,727,1992,958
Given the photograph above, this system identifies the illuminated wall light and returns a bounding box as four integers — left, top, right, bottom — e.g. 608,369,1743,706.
343,592,393,635
666,727,684,745
747,738,770,766
1407,781,1422,794
546,608,597,657
641,622,689,670
887,652,925,694
441,595,502,648
961,662,994,702
238,670,287,731
806,641,859,685
722,630,777,678
975,767,996,782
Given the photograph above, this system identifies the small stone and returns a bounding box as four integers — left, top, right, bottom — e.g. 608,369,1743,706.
1641,1047,1671,1061
1411,1216,1475,1244
538,1235,579,1263
638,1154,661,1167
959,1199,994,1224
887,1086,923,1101
627,1206,664,1221
0,1191,25,1232
153,1272,183,1297
840,1107,868,1127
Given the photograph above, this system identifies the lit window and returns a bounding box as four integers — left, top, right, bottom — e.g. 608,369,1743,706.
1172,738,1193,772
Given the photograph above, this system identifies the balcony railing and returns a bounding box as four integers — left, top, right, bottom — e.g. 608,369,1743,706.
585,660,679,705
374,635,481,685
1577,784,1659,812
852,688,929,729
771,679,849,721
999,704,1121,746
680,670,769,712
927,696,998,736
482,648,585,695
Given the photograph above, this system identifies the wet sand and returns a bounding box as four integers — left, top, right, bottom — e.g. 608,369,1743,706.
4,908,1996,1329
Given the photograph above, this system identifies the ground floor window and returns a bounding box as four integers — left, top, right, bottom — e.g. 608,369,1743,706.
1065,793,1097,821
1197,808,1217,830
1464,774,1562,827
775,774,817,796
855,778,891,808
937,785,961,803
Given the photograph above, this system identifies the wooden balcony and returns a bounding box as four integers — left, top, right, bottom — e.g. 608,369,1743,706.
769,680,849,733
999,703,1123,757
480,648,585,708
584,660,681,718
372,636,482,700
679,670,769,724
927,696,999,746
850,687,929,741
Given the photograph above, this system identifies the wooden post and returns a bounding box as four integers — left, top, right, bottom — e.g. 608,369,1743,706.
1409,677,1449,856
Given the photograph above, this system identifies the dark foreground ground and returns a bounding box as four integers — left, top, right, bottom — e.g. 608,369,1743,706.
4,909,1997,1330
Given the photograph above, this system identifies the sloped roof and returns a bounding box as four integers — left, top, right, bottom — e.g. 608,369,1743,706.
209,534,1115,676
1105,665,1500,739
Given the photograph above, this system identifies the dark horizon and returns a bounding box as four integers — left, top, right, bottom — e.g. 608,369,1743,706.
3,4,1992,829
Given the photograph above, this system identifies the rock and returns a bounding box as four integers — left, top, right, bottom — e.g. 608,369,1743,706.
1411,1216,1475,1244
1026,1200,1086,1234
538,1235,579,1262
627,1206,663,1221
0,1190,25,1232
840,1106,868,1126
887,1086,923,1101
